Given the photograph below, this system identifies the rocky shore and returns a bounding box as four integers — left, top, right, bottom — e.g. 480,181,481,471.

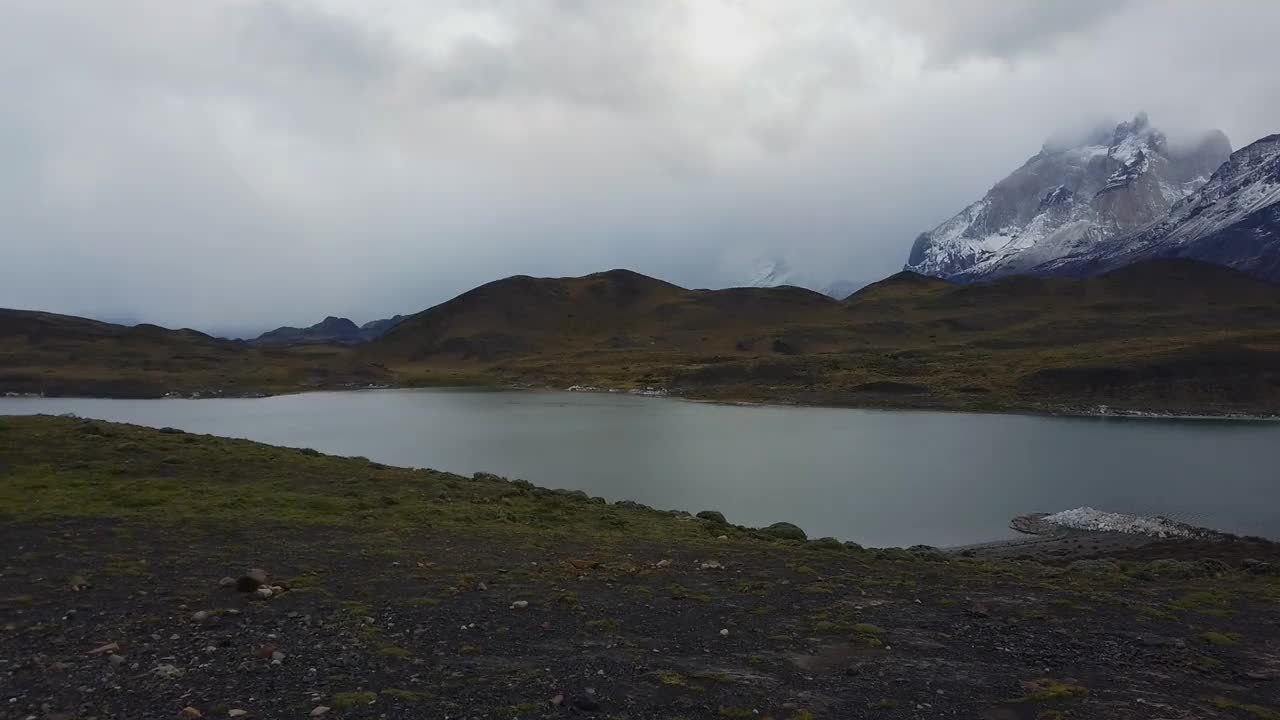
3,416,1280,719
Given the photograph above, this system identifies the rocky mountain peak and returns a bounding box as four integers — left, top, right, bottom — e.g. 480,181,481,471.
905,114,1232,281
1037,131,1280,282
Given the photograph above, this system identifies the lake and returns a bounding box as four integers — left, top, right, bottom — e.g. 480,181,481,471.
3,389,1277,547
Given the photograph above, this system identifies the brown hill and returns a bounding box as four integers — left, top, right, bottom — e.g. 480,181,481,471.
0,308,388,398
365,259,1280,414
368,269,838,362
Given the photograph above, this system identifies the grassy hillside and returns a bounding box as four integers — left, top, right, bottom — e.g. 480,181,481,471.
0,308,389,398
363,259,1280,415
3,416,1280,719
5,259,1280,414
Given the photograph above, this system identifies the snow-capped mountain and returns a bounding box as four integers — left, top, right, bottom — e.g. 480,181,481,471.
905,114,1231,281
743,258,860,299
1038,133,1280,281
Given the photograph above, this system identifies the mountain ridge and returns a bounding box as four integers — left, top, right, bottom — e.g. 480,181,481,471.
1033,133,1280,282
905,114,1232,281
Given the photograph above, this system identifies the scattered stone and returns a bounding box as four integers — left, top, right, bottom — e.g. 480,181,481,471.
717,535,728,540
253,587,273,600
510,601,529,610
1244,560,1275,575
967,604,991,619
699,560,724,571
179,707,203,719
191,610,210,622
762,522,807,541
107,654,126,666
310,707,330,717
549,695,564,707
655,559,671,568
477,582,488,591
908,545,946,559
228,710,249,718
88,642,119,656
720,628,730,637
271,651,285,665
218,577,236,589
696,510,727,524
153,663,183,678
68,575,91,592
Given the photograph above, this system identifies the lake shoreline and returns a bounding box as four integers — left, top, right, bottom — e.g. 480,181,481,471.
9,379,1280,423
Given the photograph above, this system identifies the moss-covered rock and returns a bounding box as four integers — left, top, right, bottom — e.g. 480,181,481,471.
762,522,807,541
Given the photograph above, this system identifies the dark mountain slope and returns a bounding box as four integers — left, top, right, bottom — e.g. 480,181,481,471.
0,308,387,398
360,260,1280,415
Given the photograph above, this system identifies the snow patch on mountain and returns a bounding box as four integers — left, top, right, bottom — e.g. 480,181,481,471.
905,114,1231,281
1038,133,1280,281
741,257,861,299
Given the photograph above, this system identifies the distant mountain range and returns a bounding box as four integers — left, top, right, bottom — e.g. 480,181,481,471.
743,258,862,300
250,315,406,346
904,114,1279,284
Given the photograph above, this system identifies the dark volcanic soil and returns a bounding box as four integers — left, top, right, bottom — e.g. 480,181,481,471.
4,520,1280,720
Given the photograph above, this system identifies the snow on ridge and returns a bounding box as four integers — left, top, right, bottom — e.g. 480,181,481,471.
1041,507,1208,539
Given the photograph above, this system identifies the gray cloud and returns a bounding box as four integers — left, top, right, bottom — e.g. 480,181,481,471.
2,0,1279,335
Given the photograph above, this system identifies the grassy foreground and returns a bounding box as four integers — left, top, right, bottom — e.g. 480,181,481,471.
3,415,1280,719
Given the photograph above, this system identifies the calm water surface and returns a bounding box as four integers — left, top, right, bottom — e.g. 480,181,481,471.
3,389,1277,547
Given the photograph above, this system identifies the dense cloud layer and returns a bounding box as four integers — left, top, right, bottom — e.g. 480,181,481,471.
3,0,1279,334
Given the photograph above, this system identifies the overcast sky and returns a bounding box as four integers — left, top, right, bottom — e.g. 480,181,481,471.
3,0,1278,335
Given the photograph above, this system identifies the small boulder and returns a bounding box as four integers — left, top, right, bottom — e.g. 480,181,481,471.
696,510,727,524
511,601,529,610
762,522,807,541
228,710,249,718
69,575,92,592
218,577,236,589
180,708,203,719
655,559,672,568
310,708,330,718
